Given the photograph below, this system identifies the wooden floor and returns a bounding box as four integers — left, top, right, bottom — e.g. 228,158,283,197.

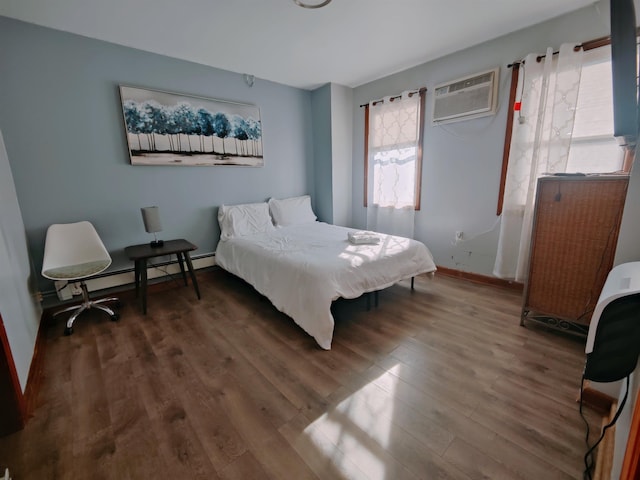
0,269,601,479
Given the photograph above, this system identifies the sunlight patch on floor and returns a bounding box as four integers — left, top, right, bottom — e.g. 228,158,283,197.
303,370,400,479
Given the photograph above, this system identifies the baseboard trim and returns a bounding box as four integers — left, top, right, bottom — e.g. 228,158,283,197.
435,266,524,291
580,382,616,416
85,254,216,293
42,254,216,303
0,313,26,435
23,314,49,419
594,401,618,480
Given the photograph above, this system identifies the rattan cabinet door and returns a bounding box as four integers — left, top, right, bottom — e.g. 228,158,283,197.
523,176,628,328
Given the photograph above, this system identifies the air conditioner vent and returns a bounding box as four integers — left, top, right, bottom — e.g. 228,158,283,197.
432,68,499,125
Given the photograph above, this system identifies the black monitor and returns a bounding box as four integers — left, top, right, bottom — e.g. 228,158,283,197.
610,0,638,147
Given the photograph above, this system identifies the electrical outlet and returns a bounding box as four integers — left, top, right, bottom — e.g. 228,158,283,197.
455,231,464,242
55,281,72,301
70,282,82,296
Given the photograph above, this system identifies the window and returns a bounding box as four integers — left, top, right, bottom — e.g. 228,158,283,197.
497,41,633,215
364,88,426,210
566,45,624,173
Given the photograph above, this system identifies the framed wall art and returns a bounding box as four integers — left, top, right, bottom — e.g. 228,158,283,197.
119,85,263,166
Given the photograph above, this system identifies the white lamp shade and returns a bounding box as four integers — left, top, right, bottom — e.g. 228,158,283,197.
141,206,162,233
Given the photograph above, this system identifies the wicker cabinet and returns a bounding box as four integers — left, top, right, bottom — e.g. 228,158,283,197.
521,175,629,334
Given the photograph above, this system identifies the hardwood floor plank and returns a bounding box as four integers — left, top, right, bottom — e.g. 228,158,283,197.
325,381,455,457
453,427,579,480
443,437,540,480
299,407,420,480
361,364,499,452
154,339,249,470
191,309,302,428
238,313,343,398
108,394,171,479
375,355,479,416
279,412,361,480
70,426,129,480
470,397,587,477
320,383,471,480
213,372,319,480
219,451,273,480
70,350,111,443
485,375,600,444
205,303,331,420
136,375,220,479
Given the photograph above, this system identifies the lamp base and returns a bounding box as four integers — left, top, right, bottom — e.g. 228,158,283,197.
150,240,164,248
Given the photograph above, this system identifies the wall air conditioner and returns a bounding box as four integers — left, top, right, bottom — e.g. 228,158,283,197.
432,67,499,125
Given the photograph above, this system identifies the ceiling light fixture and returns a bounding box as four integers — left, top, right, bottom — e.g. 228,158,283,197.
293,0,332,8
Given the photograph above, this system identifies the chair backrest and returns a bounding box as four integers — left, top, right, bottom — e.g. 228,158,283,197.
584,293,640,383
584,261,640,383
41,221,112,281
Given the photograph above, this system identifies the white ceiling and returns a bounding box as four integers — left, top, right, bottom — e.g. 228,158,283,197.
0,0,598,90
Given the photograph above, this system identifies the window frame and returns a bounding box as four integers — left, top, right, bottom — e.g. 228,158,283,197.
363,88,426,210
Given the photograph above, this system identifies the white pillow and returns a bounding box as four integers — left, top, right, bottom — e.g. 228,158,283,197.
268,195,317,227
218,202,274,240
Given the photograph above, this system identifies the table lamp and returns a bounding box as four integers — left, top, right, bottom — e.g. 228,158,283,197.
140,206,164,247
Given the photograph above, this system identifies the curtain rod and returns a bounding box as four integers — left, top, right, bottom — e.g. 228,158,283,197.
359,87,426,108
507,29,640,68
507,44,583,68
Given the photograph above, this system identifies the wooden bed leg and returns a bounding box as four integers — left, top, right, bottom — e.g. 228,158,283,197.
411,277,415,290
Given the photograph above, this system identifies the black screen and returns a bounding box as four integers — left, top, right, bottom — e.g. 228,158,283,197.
610,0,638,146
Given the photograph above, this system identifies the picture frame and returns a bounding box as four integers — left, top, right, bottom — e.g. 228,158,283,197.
119,85,263,166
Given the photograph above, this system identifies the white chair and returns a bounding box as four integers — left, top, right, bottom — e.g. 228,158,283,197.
41,221,120,335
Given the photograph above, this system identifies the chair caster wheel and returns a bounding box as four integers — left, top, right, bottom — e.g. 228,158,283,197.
110,313,120,322
64,327,73,336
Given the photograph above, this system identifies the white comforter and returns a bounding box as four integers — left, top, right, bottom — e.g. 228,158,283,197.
215,222,436,349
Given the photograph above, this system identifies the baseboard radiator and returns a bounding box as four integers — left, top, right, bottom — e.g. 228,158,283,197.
45,253,216,301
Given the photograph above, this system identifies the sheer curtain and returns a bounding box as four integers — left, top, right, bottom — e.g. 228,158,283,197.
494,44,583,281
366,91,420,238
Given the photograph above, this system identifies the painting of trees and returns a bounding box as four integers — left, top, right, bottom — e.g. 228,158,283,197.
119,86,264,166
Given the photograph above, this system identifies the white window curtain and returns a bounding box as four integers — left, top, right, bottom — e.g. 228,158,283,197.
366,91,420,238
494,44,583,281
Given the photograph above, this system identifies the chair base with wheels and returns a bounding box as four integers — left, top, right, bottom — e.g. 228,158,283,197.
42,221,121,335
52,282,120,335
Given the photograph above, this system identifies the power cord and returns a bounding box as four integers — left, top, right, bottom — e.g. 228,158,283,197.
54,280,68,294
579,374,630,480
148,261,182,287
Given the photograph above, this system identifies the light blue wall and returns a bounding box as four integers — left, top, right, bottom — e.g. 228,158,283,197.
330,83,353,227
0,16,315,292
351,1,613,276
311,84,333,223
311,83,353,226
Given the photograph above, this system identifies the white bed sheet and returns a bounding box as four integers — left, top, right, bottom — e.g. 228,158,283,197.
215,222,436,349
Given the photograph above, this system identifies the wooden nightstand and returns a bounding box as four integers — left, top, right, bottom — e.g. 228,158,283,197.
125,239,201,314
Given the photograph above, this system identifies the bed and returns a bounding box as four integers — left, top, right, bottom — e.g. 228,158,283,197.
215,196,437,349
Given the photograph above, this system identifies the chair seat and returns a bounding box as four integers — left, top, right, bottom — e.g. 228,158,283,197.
42,259,111,280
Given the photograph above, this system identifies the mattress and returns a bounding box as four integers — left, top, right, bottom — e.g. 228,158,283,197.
215,221,436,349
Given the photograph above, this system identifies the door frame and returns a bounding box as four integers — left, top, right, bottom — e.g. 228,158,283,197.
621,391,640,479
0,312,26,436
